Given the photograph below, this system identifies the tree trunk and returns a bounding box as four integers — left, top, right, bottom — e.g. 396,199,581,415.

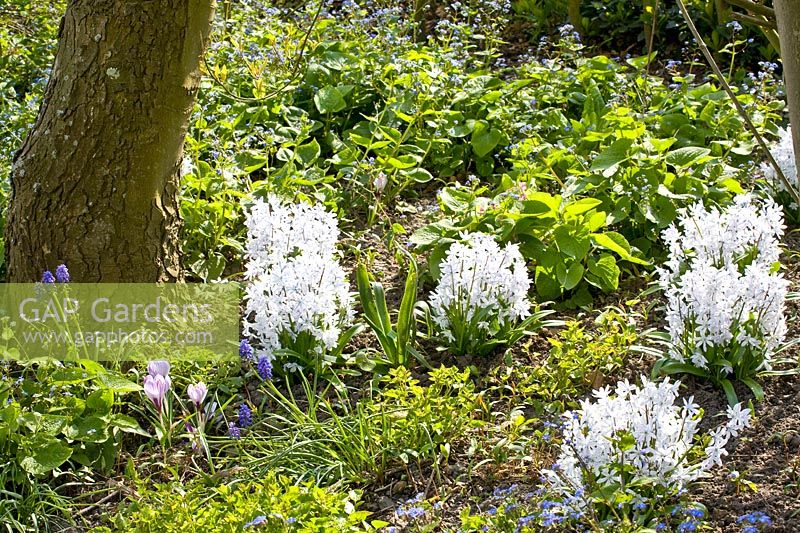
5,0,215,282
567,0,583,35
774,0,800,181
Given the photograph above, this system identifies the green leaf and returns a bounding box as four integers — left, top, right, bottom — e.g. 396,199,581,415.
67,416,110,442
535,267,563,300
563,262,584,290
471,128,502,158
38,415,69,436
96,373,141,394
51,367,96,384
524,192,561,214
296,138,321,166
437,187,471,212
428,244,448,280
590,232,650,266
648,137,677,153
587,254,620,292
585,211,607,232
590,138,633,173
615,431,637,452
740,377,764,402
404,167,434,183
625,52,657,68
386,156,418,169
652,359,710,379
314,86,346,114
553,226,589,259
396,259,418,366
409,226,437,248
110,414,150,437
20,441,72,475
190,252,226,282
665,146,712,169
563,198,603,217
87,388,115,415
720,379,739,407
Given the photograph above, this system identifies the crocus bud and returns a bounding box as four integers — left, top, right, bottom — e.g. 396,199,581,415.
187,382,208,407
144,374,170,413
373,172,388,193
147,360,170,378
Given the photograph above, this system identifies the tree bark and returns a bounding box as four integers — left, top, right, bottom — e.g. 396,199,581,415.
5,0,215,282
567,0,583,35
774,0,800,181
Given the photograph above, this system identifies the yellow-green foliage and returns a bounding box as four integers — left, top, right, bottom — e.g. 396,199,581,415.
374,365,480,463
113,473,373,532
492,309,638,410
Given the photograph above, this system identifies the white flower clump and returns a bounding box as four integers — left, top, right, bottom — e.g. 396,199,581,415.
658,194,787,370
243,195,353,358
761,126,798,192
429,232,531,339
543,377,751,506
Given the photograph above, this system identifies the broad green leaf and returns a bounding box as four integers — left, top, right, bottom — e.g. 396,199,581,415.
66,416,110,442
590,138,633,173
647,137,677,153
110,414,149,436
38,415,69,436
296,139,321,166
586,211,607,232
404,167,434,183
96,373,141,394
563,262,584,290
51,367,95,384
625,52,657,69
553,226,590,259
87,388,115,414
471,128,502,158
587,254,620,292
590,232,649,266
665,146,712,169
20,441,72,475
437,187,471,212
314,86,346,114
190,252,226,282
410,224,445,248
535,267,563,300
564,198,602,217
385,155,418,169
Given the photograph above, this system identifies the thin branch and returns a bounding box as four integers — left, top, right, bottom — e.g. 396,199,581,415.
203,1,324,104
676,0,800,204
646,0,660,76
725,0,775,20
730,11,777,30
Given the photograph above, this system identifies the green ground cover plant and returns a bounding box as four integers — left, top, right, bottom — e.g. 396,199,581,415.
1,1,799,532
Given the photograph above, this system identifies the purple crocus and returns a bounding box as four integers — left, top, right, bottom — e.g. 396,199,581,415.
187,382,207,407
185,422,199,451
144,374,170,413
147,360,170,378
147,360,171,389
